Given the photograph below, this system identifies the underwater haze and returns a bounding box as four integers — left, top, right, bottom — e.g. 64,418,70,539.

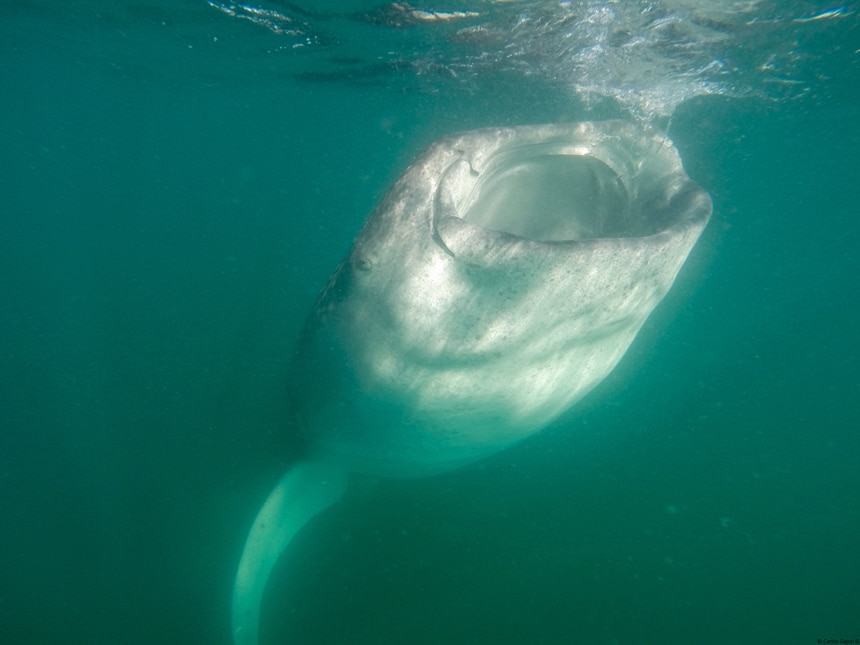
1,1,859,644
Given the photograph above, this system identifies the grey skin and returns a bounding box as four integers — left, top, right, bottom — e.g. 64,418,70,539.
232,120,712,645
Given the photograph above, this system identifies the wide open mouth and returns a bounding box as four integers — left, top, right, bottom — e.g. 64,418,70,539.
457,141,681,243
463,153,629,242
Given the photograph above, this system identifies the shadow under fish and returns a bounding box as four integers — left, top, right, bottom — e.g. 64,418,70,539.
232,120,712,644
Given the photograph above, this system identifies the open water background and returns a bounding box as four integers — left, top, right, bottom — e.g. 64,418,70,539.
1,2,858,643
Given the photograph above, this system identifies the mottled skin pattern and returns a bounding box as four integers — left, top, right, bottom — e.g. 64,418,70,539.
289,121,711,477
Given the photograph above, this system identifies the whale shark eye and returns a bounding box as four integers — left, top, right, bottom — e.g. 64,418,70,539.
353,256,373,271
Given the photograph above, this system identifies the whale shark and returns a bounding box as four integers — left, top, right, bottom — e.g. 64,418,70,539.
232,120,712,644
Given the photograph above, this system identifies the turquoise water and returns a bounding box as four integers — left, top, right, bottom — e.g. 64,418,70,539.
1,2,858,644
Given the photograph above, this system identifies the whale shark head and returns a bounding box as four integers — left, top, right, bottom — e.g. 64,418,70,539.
287,120,711,478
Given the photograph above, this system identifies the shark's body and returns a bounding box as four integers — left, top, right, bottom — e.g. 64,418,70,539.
233,121,712,644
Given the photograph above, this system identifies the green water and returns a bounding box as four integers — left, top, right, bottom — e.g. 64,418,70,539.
1,2,858,644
